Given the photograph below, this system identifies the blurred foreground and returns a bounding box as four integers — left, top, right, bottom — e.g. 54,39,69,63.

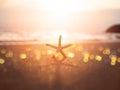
0,41,120,90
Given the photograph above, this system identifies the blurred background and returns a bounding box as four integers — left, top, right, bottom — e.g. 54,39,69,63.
0,0,120,34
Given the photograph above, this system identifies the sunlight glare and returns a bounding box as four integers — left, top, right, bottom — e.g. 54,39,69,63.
51,30,69,44
41,0,82,12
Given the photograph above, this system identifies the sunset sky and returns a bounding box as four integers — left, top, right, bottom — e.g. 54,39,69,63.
0,0,120,34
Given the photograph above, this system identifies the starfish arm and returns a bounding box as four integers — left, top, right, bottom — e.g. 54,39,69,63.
62,44,72,49
46,44,57,49
60,50,66,58
58,35,62,47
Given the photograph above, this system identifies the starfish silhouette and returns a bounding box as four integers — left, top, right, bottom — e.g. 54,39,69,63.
46,35,72,59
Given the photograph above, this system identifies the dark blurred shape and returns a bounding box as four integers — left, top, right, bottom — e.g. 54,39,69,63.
106,24,120,33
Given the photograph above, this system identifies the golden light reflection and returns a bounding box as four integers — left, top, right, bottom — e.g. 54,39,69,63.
83,53,89,63
95,55,102,61
47,50,54,55
35,50,41,60
1,49,6,54
111,62,116,66
103,48,111,55
67,52,75,58
110,55,117,62
20,53,27,59
26,48,32,52
5,51,13,58
109,55,117,66
117,57,120,63
0,58,5,64
76,46,83,51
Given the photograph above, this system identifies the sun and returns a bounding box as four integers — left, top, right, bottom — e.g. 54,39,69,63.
41,0,81,12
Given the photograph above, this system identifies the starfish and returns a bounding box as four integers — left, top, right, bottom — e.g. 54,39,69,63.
46,35,72,59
